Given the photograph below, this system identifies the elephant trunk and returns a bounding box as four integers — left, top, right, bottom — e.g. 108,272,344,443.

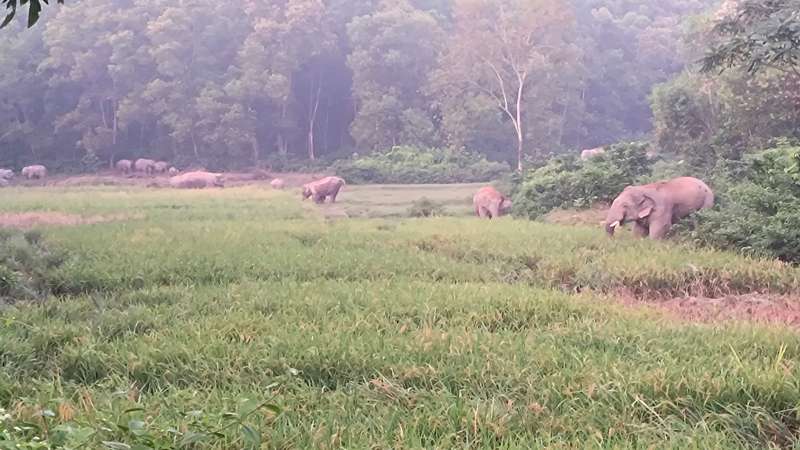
604,205,625,237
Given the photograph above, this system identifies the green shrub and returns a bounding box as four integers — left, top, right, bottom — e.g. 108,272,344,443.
407,197,446,218
513,142,653,219
0,229,66,302
688,146,800,263
332,146,510,184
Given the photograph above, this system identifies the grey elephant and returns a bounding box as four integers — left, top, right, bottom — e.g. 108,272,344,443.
473,186,512,219
0,169,13,180
21,165,47,179
605,176,714,239
134,158,156,175
153,161,170,174
168,167,179,176
116,159,133,174
301,176,345,203
169,171,224,189
270,178,286,190
580,147,605,161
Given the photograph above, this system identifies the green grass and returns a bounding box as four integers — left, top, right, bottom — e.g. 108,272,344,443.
1,185,799,449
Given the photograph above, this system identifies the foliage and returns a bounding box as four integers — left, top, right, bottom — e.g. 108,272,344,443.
689,146,800,263
332,146,510,184
407,197,446,218
0,0,715,171
701,0,800,75
0,229,65,302
0,0,61,29
513,142,653,218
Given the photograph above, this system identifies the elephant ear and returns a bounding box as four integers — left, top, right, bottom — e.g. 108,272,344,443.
637,194,656,219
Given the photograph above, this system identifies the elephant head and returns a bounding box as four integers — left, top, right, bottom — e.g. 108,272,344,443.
605,186,658,236
500,198,513,215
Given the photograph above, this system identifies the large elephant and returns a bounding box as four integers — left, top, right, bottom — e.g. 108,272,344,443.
134,158,156,175
580,147,605,161
473,186,512,219
0,169,13,180
116,159,133,174
153,161,170,174
21,165,47,179
604,176,714,239
302,176,345,203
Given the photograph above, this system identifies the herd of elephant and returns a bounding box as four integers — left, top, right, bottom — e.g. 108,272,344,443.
0,160,713,240
297,174,714,241
0,165,47,186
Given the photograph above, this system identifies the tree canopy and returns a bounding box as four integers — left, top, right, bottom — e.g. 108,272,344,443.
0,0,716,171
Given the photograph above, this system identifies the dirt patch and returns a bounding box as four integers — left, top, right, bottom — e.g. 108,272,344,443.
0,212,136,229
618,294,800,329
544,204,608,226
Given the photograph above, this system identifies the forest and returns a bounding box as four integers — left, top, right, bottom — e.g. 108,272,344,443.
0,0,719,172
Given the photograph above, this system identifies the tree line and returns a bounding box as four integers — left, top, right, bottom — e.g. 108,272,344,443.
0,0,715,172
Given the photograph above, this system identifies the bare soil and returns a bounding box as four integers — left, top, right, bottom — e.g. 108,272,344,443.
617,294,800,330
0,212,136,229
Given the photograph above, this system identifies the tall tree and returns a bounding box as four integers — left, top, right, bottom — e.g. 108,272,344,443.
702,0,800,75
347,0,444,151
435,0,578,171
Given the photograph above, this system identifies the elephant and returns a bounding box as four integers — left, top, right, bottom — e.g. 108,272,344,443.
270,178,286,190
604,176,714,240
153,161,170,174
134,158,156,175
0,169,13,180
301,176,345,204
116,159,133,174
168,167,179,176
473,186,512,219
169,171,225,189
0,178,7,187
580,147,605,161
21,165,47,180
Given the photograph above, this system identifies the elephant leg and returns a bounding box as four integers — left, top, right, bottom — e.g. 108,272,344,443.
648,215,672,240
477,206,489,218
632,221,649,238
330,186,341,203
488,203,500,219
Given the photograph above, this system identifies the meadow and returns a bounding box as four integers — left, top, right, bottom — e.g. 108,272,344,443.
1,185,800,449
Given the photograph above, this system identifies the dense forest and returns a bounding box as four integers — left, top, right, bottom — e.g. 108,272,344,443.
0,0,720,171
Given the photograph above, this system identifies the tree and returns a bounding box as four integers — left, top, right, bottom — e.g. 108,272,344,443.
435,0,578,171
702,0,800,75
347,0,444,151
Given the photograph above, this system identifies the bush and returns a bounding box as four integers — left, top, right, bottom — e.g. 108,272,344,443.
688,146,800,263
407,197,446,218
513,142,653,219
332,146,510,184
0,230,66,302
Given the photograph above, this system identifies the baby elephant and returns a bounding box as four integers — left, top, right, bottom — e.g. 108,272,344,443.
21,165,47,180
302,176,345,203
0,168,13,180
116,159,133,174
473,186,512,219
169,171,225,189
605,176,714,240
168,167,179,176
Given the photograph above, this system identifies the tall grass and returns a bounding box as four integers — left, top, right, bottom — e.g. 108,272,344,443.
0,186,799,448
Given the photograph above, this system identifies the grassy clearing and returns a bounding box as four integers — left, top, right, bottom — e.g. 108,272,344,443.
1,185,799,448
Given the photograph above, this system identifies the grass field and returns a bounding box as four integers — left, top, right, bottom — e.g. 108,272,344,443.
1,184,800,449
